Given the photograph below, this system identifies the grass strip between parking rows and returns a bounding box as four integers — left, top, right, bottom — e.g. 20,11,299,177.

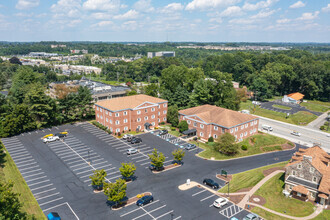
1,141,46,219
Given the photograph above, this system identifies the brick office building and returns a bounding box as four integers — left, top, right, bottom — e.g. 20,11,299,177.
178,105,259,141
94,94,168,133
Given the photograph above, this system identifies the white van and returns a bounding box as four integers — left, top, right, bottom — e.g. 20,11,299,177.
262,125,273,131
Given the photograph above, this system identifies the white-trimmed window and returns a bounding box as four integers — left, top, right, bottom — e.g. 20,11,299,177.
240,133,243,138
144,116,148,120
292,170,296,176
188,120,191,124
289,185,292,190
250,121,253,126
116,128,120,133
245,124,248,128
235,127,238,132
137,110,141,115
123,111,127,116
297,192,302,197
110,119,112,124
152,122,155,126
151,115,155,119
106,118,108,122
110,127,113,132
297,164,302,169
163,117,166,121
158,105,160,108
106,111,108,115
124,119,128,123
241,125,244,129
310,167,315,173
254,120,257,125
244,131,247,136
100,108,103,112
115,120,120,125
124,126,128,131
163,110,167,114
158,119,160,122
158,112,160,115
193,122,197,127
311,192,316,198
313,176,317,182
137,118,141,122
200,124,204,128
97,113,99,118
163,103,167,107
109,112,112,116
100,116,103,119
214,126,218,130
214,134,217,139
230,128,233,133
97,106,99,110
115,113,119,117
151,108,155,112
200,132,204,137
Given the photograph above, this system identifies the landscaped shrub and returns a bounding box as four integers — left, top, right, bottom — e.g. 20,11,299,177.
193,137,198,141
320,125,325,130
118,132,121,137
171,127,176,131
241,145,248,151
160,122,165,125
250,137,256,144
178,120,188,133
288,142,294,146
208,137,214,142
91,121,112,134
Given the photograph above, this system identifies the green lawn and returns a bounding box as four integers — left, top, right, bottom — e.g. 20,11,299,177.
196,133,290,160
272,104,292,110
218,161,288,193
311,210,330,220
254,173,315,217
301,100,330,113
1,141,45,219
251,207,292,220
240,100,318,125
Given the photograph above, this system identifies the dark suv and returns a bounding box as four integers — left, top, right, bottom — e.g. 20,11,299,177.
136,195,154,206
203,178,219,189
131,137,142,144
55,133,66,138
159,130,168,136
127,136,134,142
149,164,164,171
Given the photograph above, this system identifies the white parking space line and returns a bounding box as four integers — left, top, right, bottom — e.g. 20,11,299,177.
154,210,174,219
108,175,122,180
9,150,28,156
140,161,152,166
17,162,37,168
133,205,167,220
11,153,31,160
73,165,92,171
33,188,57,196
43,202,80,220
28,179,50,186
130,155,146,160
114,145,127,149
15,159,35,165
93,164,112,170
24,172,45,178
7,148,27,154
31,183,54,191
140,149,154,153
21,169,42,175
173,216,182,220
192,189,206,196
65,157,83,163
135,158,149,163
107,170,120,175
19,165,39,171
14,156,33,162
39,197,64,207
200,194,216,202
36,192,60,201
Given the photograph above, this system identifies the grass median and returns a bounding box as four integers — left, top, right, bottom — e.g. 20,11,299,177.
272,104,292,110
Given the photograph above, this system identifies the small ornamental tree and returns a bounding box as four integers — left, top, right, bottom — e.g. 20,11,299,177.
103,179,127,208
172,149,185,164
119,163,136,181
89,169,107,190
213,133,238,155
148,148,165,170
178,120,188,133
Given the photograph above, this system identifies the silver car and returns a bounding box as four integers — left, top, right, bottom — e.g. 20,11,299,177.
127,148,138,155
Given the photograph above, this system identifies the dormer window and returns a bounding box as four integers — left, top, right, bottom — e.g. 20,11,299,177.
297,164,302,169
310,167,315,173
313,176,317,182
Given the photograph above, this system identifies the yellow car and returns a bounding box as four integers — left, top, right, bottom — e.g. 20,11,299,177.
42,134,53,139
60,131,68,135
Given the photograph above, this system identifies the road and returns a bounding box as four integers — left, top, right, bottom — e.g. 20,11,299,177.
258,116,330,152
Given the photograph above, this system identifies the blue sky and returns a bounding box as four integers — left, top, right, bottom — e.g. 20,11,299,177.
0,0,329,42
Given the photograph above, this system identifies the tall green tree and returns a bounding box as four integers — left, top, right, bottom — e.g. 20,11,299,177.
166,105,179,127
144,83,159,97
103,179,127,207
148,148,165,170
213,133,238,155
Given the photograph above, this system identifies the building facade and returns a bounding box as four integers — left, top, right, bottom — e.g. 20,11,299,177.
95,95,168,133
178,105,259,141
282,92,304,104
147,51,175,58
284,146,330,205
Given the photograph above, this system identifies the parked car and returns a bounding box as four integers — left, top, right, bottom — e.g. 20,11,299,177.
230,218,239,220
43,136,59,143
123,134,133,140
127,136,134,142
42,134,54,139
136,195,154,206
213,197,229,208
185,144,196,150
131,137,142,144
243,213,259,220
127,148,138,155
291,131,301,136
47,212,61,220
55,133,66,138
149,164,164,171
159,130,168,136
262,125,273,131
203,178,219,189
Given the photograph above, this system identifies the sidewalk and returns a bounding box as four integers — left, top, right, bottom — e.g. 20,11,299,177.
307,110,330,129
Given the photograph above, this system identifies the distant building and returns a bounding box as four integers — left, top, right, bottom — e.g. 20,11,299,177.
48,78,130,102
284,145,330,205
70,49,88,54
94,94,168,133
20,58,47,66
147,51,175,58
51,44,66,48
282,92,304,104
178,104,259,142
28,52,58,57
53,64,101,75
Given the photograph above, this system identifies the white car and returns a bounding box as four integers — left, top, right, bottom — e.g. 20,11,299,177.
123,134,133,140
262,125,273,131
213,197,229,208
43,136,59,143
291,131,301,137
127,148,138,155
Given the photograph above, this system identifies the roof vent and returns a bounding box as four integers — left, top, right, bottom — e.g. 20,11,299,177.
303,155,312,162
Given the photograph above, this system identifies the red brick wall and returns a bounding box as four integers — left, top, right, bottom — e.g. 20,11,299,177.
95,102,168,133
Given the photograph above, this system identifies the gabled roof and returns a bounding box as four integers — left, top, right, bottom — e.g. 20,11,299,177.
179,104,258,128
95,94,167,111
292,185,309,195
287,92,304,101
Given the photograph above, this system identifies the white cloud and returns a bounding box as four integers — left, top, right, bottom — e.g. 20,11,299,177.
92,20,113,27
133,0,154,12
16,0,39,10
297,11,319,20
15,12,34,17
67,19,81,27
209,17,223,23
83,0,121,11
51,0,81,15
229,18,255,24
220,6,242,17
91,12,112,20
242,0,278,11
113,10,139,20
276,18,290,24
161,3,184,13
289,1,305,9
322,4,330,13
250,9,276,19
186,0,241,11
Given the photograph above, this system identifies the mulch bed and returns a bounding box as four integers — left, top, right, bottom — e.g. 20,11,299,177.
250,195,266,206
262,167,285,176
282,143,295,150
245,204,255,210
216,174,232,182
228,194,245,204
112,192,152,210
152,164,181,173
